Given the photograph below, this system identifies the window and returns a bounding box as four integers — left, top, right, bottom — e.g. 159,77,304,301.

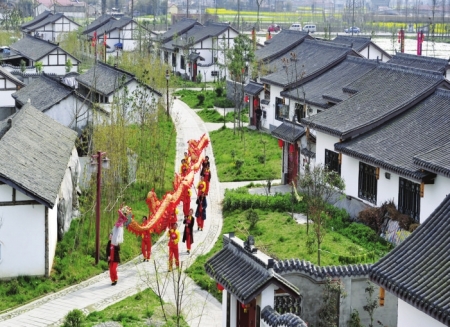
181,56,185,70
398,177,420,222
295,103,304,122
275,97,289,121
164,51,168,64
325,149,341,174
358,162,377,204
172,53,176,67
264,83,270,100
211,71,219,76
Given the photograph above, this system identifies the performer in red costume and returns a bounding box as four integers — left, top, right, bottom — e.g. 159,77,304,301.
195,192,207,231
106,232,120,285
180,159,189,177
183,209,195,254
201,162,211,196
168,222,180,272
182,188,192,216
141,216,152,262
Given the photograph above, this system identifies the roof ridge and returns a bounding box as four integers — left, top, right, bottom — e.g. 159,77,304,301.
97,61,135,78
345,55,379,66
274,258,372,277
380,61,444,79
393,52,449,64
304,38,351,50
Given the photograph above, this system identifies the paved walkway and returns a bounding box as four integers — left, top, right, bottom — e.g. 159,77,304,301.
0,99,226,327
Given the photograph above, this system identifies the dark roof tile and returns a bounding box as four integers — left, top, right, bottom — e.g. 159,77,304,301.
261,306,308,327
12,73,73,111
244,81,264,95
274,259,371,278
158,18,201,43
83,14,117,34
303,63,445,138
10,35,58,61
388,52,449,74
255,30,310,63
271,120,305,143
0,103,77,208
370,193,450,326
413,141,450,178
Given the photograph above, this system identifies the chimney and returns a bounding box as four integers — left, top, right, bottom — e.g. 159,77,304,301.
268,259,274,269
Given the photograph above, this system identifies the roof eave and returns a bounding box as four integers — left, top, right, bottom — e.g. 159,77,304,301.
0,176,54,208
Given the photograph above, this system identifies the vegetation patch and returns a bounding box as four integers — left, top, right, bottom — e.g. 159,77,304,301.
209,127,281,182
173,89,229,109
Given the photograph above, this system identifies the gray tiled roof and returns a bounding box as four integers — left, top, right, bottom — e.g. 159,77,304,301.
0,66,25,86
274,259,371,278
335,88,450,181
271,120,305,143
158,18,201,43
205,238,299,304
261,306,308,327
413,141,450,178
260,39,357,87
388,52,449,74
0,103,77,208
21,11,52,29
331,35,371,51
10,35,58,61
255,30,310,63
76,62,162,97
22,12,79,31
86,17,134,37
370,193,450,326
282,56,378,108
244,81,264,95
162,25,203,50
172,22,235,48
12,73,73,111
83,14,117,34
303,63,446,139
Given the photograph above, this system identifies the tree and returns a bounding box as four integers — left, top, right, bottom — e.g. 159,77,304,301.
65,59,73,73
317,276,347,327
255,0,264,31
35,61,43,73
363,281,379,327
298,164,345,265
226,34,255,135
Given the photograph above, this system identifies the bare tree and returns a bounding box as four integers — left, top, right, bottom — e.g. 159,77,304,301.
256,0,264,31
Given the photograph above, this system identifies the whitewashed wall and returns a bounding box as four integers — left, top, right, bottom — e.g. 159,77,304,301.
398,299,446,327
315,130,339,165
48,197,58,276
361,44,390,62
421,175,450,222
45,95,90,130
0,184,47,278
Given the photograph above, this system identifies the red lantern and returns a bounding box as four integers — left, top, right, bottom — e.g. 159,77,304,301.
244,95,249,103
289,144,295,153
217,283,224,292
278,139,284,148
241,303,249,313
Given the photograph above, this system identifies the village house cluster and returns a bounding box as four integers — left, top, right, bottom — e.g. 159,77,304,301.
0,12,447,327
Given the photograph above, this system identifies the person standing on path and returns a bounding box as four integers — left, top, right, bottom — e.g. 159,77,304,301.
183,209,195,254
168,222,180,272
106,232,121,286
195,193,207,231
201,162,211,196
141,216,152,262
182,187,191,216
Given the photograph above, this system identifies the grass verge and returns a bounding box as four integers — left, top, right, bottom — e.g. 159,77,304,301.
209,127,281,182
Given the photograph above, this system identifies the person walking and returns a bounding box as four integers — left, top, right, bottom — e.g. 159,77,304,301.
183,209,195,254
182,187,191,216
141,216,151,262
106,232,120,286
201,162,211,196
168,222,180,272
195,193,207,231
180,159,188,177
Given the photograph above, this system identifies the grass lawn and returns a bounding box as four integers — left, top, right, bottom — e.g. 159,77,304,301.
82,288,188,327
0,111,176,313
209,127,281,182
174,89,225,109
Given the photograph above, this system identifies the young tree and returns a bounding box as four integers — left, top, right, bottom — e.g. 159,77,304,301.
363,281,379,327
317,276,347,327
298,164,345,265
255,0,264,31
226,34,255,135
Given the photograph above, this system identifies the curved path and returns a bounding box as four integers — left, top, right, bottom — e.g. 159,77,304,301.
0,99,225,327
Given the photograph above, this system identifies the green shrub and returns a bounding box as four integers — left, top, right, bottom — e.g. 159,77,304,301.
63,309,85,327
214,98,234,107
197,93,205,105
246,208,260,229
215,86,224,97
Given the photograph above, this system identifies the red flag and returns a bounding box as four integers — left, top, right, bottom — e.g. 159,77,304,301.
92,31,97,47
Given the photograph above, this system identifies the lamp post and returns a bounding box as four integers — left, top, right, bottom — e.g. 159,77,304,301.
91,151,110,265
166,69,170,117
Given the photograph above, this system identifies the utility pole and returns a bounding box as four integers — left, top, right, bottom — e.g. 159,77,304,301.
352,0,355,36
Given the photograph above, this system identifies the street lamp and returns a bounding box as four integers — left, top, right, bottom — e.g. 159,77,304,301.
166,69,170,117
90,151,110,265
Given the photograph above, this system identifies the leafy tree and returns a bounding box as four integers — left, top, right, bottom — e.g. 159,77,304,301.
0,5,23,31
317,277,347,327
20,59,26,72
226,34,255,135
35,61,43,73
298,164,345,265
65,59,73,73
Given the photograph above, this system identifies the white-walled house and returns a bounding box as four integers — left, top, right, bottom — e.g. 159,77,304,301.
0,103,80,279
3,35,80,76
160,22,238,82
21,11,80,42
76,62,162,122
303,64,450,224
370,193,450,327
0,67,25,116
12,73,94,132
206,233,398,327
331,35,391,61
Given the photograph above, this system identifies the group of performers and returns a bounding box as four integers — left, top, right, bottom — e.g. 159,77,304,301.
108,136,211,281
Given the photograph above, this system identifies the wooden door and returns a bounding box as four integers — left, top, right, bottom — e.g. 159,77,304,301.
288,143,299,186
237,299,257,327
